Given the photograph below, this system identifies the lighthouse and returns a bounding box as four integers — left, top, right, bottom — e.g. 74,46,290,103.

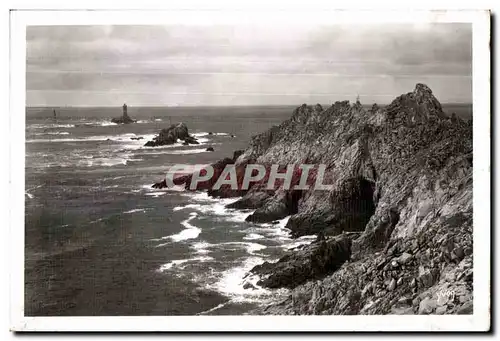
111,103,135,124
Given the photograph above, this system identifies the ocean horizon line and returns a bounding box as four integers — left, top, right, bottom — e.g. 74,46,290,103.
26,102,473,109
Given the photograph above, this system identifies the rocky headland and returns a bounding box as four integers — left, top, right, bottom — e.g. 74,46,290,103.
153,84,473,315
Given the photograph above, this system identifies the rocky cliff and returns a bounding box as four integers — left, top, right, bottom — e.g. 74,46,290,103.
155,84,473,315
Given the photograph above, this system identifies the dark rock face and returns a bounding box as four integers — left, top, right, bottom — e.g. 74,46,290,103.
232,149,244,161
111,103,135,124
226,191,271,209
284,177,376,238
245,191,291,223
184,135,200,145
250,235,353,289
144,123,199,147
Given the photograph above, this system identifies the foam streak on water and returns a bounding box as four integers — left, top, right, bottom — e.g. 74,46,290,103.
169,212,201,242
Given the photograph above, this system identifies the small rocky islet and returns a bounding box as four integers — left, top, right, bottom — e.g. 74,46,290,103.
152,83,473,315
111,103,136,124
144,122,199,147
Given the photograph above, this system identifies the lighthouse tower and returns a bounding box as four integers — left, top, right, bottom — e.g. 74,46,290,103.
123,103,128,118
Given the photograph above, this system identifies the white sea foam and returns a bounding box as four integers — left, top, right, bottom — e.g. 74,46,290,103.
191,241,214,255
154,119,163,122
168,212,201,242
144,192,166,197
283,235,317,250
198,302,228,315
225,211,252,223
192,132,229,137
276,215,291,229
186,192,239,206
26,133,139,144
158,256,214,272
191,132,209,137
196,137,210,144
33,131,70,136
162,148,209,155
206,257,286,303
123,208,148,214
30,123,75,129
25,192,34,199
158,259,190,271
176,193,249,221
173,204,202,212
222,242,267,255
97,121,117,126
243,233,265,240
77,157,129,167
249,215,293,241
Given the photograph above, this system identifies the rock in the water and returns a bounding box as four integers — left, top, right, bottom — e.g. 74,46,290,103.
206,146,215,152
245,191,291,223
111,103,135,124
184,135,199,145
250,235,352,289
144,123,199,147
226,191,271,210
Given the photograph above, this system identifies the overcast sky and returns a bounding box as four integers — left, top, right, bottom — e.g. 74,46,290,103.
26,24,472,107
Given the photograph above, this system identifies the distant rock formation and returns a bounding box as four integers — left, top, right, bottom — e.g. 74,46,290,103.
111,103,135,124
144,123,199,147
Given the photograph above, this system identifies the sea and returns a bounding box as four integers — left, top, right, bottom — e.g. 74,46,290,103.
24,103,472,316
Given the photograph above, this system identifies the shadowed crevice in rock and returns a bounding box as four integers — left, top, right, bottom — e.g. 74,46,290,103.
286,176,377,238
244,189,305,223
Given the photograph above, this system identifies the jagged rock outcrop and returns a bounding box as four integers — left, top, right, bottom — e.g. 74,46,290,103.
249,234,353,289
144,123,199,147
